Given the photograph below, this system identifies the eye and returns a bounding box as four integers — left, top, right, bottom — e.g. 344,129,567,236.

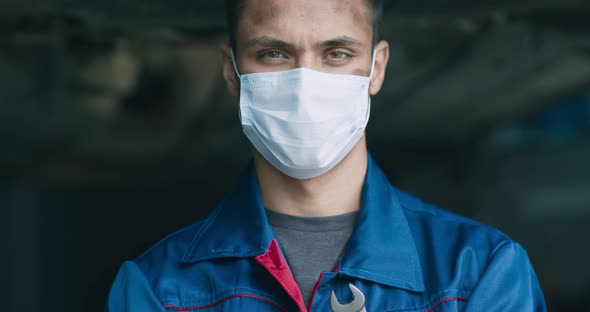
324,49,353,64
260,50,288,60
328,51,348,59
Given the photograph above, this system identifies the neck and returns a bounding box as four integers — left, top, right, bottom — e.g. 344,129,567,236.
255,138,368,217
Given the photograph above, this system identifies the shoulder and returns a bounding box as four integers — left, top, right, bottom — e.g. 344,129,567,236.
394,187,520,270
391,187,545,309
392,188,534,293
396,188,511,246
130,217,209,284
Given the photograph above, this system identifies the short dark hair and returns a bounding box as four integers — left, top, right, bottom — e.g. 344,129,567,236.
225,0,384,49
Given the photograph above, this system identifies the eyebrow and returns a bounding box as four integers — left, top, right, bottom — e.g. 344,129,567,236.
317,36,365,49
244,36,296,50
243,35,365,50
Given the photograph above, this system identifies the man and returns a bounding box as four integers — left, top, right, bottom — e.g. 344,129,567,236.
107,0,546,311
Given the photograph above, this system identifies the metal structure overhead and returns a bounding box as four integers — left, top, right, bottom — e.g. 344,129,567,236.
0,0,589,184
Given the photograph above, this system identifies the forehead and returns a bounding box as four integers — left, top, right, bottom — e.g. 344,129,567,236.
237,0,372,45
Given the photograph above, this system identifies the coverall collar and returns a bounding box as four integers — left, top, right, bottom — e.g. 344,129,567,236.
180,152,425,292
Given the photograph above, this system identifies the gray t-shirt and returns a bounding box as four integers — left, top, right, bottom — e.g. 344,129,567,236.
265,209,358,307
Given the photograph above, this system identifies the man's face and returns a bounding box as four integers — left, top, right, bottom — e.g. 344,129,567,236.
221,0,389,96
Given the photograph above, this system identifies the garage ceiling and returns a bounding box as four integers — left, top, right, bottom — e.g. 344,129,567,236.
0,0,589,184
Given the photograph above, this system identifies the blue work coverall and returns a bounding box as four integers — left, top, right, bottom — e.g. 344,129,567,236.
106,154,546,311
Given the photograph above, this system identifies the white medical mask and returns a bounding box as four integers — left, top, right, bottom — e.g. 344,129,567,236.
232,50,375,180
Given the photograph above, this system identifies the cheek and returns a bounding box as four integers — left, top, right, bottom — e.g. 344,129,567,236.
352,67,371,77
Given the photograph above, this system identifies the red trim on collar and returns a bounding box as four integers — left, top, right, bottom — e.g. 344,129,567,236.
307,272,325,312
255,239,307,312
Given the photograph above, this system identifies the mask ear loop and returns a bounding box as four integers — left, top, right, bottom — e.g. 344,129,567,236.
365,50,378,122
230,49,244,121
368,49,377,80
230,49,242,79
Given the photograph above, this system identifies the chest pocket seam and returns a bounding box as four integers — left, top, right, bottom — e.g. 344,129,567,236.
383,289,470,312
161,287,288,311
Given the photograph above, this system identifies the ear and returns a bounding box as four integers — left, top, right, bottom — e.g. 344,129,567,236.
369,40,390,96
219,43,240,97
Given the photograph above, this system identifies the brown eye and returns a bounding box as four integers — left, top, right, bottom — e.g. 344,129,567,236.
325,50,352,63
330,51,346,59
326,50,352,61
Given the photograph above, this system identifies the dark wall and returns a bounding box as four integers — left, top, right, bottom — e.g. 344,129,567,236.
38,181,229,311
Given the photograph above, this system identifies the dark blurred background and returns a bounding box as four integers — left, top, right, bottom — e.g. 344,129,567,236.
1,1,589,311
